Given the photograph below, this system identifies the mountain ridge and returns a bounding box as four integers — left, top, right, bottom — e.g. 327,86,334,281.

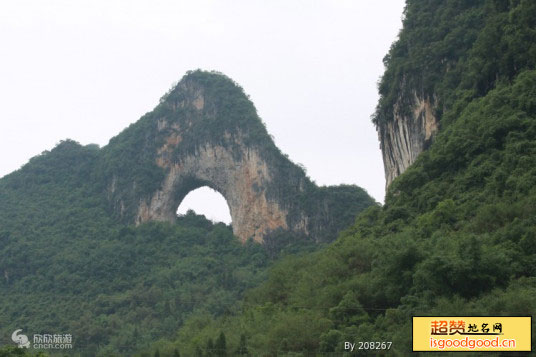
97,69,375,243
0,70,374,355
151,2,536,355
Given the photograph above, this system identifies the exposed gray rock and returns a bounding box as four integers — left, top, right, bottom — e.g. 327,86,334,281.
138,135,292,243
376,91,438,188
104,71,374,243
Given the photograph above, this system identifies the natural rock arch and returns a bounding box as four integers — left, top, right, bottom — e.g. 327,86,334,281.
176,187,232,223
104,70,374,243
137,139,290,243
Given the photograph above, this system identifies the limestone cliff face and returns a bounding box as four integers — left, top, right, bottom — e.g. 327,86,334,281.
103,70,374,243
376,92,439,187
138,135,290,243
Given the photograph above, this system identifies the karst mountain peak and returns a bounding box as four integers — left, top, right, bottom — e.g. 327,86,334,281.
100,69,374,243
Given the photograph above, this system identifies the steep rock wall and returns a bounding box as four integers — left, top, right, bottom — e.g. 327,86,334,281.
376,92,438,187
138,136,291,243
103,70,374,243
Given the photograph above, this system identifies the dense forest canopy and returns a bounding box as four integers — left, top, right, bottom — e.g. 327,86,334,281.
0,72,372,357
1,0,535,356
148,0,536,355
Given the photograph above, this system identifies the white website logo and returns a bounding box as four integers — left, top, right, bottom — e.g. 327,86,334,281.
10,329,73,350
11,329,30,348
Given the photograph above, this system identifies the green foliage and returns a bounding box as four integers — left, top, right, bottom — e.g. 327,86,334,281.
236,334,248,356
0,346,47,357
296,184,377,243
0,145,274,356
374,0,536,125
164,3,536,354
166,72,536,354
5,1,534,355
214,332,227,357
158,70,376,240
97,109,166,209
0,69,374,356
166,70,274,156
92,69,374,240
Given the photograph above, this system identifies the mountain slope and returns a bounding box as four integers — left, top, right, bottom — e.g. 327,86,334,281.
376,0,536,186
0,72,374,355
0,141,272,355
161,1,536,355
98,70,375,244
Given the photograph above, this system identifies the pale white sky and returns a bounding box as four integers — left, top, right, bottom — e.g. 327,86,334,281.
0,0,404,223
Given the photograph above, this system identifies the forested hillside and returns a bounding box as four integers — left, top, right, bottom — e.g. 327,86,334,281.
1,0,535,356
155,1,536,355
0,141,276,356
0,74,373,356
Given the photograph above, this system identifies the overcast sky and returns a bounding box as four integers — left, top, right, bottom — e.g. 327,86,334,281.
0,0,404,223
